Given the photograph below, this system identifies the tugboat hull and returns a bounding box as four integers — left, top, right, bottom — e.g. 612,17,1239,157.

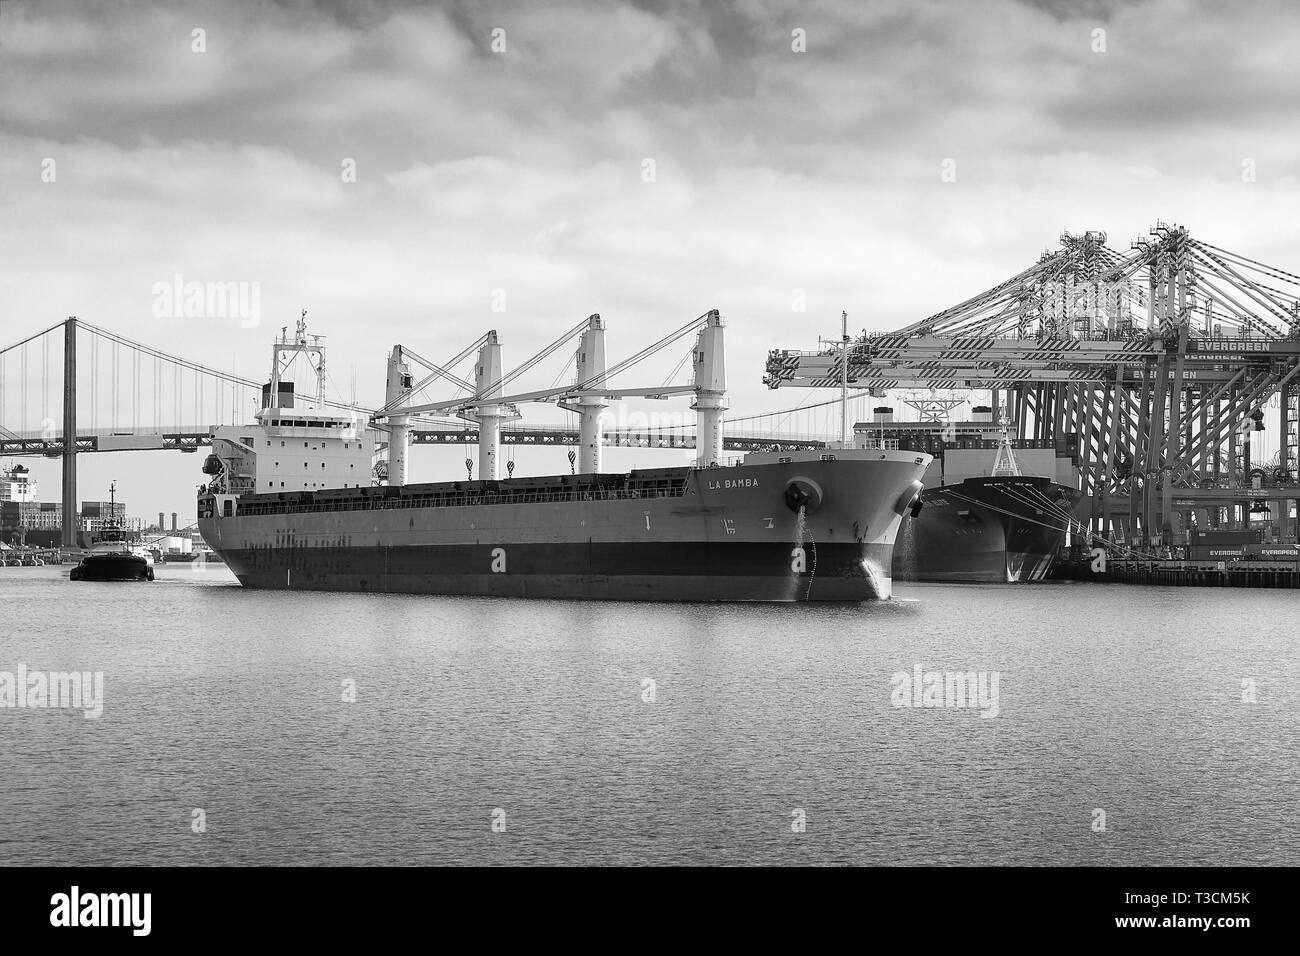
70,554,154,582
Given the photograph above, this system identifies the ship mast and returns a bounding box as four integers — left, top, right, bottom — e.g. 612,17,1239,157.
267,310,327,411
106,480,121,538
819,312,852,447
990,408,1022,477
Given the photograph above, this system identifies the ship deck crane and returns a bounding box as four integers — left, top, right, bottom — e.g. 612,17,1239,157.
378,335,491,487
375,310,727,482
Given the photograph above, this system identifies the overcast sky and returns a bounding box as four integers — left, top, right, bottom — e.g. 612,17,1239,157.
3,0,1299,518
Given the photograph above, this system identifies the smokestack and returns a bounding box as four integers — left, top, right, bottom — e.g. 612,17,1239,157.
971,405,993,423
171,512,178,532
873,406,894,424
262,381,295,409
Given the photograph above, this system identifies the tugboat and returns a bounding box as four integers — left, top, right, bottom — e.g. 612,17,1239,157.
69,482,154,582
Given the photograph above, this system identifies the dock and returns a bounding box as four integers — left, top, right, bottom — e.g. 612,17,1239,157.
1053,555,1300,588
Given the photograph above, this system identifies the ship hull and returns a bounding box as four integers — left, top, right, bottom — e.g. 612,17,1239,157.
212,541,897,601
199,451,929,602
893,476,1085,584
70,553,154,582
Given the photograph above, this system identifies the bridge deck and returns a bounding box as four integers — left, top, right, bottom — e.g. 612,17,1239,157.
0,426,827,456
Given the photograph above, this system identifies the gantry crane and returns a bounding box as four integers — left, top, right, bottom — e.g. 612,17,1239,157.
765,225,1300,548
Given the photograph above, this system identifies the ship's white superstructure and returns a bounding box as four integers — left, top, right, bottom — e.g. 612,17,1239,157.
0,462,36,502
203,315,371,508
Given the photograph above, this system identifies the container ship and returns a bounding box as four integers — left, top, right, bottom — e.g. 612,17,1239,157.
857,406,1088,583
197,314,931,601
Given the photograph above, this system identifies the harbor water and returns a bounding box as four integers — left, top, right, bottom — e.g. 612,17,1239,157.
1,564,1296,866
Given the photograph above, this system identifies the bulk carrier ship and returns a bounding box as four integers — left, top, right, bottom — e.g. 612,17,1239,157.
197,313,931,601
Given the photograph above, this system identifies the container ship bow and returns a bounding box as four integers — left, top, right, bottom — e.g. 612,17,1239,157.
198,313,931,601
866,406,1088,583
763,319,1086,585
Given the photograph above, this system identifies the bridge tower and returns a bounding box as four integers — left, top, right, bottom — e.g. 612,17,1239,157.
61,316,77,548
